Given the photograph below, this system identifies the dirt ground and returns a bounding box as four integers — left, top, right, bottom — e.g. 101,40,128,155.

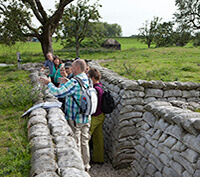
88,155,133,177
89,163,133,177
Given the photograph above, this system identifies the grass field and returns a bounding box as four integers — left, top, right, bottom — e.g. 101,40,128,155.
0,37,200,176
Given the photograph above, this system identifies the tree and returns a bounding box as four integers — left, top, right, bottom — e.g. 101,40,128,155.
173,23,192,47
154,21,174,47
102,22,122,37
174,0,200,30
0,0,74,57
57,0,102,57
138,17,162,48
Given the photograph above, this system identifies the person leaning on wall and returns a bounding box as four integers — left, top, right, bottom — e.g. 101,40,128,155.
39,59,91,172
88,68,105,164
40,52,55,82
48,55,63,87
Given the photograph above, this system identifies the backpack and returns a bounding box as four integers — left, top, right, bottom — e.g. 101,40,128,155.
97,85,115,114
72,77,98,115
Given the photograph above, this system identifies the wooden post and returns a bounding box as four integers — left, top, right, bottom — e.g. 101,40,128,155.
16,52,22,70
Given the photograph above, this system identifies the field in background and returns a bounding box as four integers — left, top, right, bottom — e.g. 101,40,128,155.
1,37,200,176
0,37,200,82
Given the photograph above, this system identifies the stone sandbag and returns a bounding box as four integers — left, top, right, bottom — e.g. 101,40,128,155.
30,155,58,177
144,101,172,112
54,136,77,150
34,172,59,177
48,107,65,116
30,108,47,118
62,167,90,177
28,124,50,140
31,148,56,164
30,136,54,153
51,122,73,137
27,115,47,129
57,148,84,170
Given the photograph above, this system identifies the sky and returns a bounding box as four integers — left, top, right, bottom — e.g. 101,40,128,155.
39,0,177,37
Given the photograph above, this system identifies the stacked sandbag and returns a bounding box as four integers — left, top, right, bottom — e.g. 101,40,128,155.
131,101,200,177
26,68,90,177
89,60,200,173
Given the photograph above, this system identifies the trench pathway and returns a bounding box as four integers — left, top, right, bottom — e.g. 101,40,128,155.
88,154,133,177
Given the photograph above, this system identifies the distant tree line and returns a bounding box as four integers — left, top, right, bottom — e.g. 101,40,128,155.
137,0,200,48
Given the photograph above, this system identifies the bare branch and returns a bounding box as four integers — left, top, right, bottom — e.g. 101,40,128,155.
35,0,48,21
22,0,44,24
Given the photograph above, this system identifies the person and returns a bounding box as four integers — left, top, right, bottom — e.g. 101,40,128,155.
49,55,63,87
64,62,74,79
40,59,91,171
58,67,69,87
88,68,105,164
85,63,90,75
40,52,54,79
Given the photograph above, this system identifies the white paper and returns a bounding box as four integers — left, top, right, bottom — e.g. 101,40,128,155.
21,101,62,117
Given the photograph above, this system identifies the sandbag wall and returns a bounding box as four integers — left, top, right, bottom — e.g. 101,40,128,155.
89,61,200,175
26,67,90,177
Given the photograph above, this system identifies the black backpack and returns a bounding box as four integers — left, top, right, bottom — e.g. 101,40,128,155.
97,85,115,114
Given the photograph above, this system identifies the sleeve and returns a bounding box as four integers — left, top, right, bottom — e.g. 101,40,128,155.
44,60,48,67
47,79,76,98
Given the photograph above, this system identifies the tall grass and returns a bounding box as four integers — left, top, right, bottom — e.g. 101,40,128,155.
0,66,40,176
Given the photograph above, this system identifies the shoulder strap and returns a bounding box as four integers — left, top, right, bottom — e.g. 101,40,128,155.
74,77,86,90
96,85,104,91
71,77,84,111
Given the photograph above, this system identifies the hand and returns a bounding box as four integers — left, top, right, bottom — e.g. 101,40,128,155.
60,77,69,84
39,77,51,85
40,68,44,71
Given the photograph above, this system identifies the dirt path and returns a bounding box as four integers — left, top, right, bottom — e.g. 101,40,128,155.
88,155,133,177
89,163,133,177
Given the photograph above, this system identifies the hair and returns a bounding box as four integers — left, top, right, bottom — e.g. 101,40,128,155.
53,55,63,65
60,66,65,71
46,52,53,56
73,59,86,72
88,68,101,81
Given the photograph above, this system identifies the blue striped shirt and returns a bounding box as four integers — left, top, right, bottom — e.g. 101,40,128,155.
47,72,91,123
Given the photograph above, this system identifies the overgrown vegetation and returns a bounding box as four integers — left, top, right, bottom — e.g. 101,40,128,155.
0,66,39,176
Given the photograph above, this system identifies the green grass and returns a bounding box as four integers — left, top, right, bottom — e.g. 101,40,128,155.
0,66,39,176
1,37,200,175
1,38,200,82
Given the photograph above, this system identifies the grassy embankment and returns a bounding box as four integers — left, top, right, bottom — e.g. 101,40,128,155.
0,37,200,176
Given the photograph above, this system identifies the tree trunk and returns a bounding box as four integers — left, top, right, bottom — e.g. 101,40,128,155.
39,26,54,59
148,42,151,48
76,40,80,58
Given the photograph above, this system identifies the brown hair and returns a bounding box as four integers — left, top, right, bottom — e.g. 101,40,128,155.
88,68,101,81
53,55,63,66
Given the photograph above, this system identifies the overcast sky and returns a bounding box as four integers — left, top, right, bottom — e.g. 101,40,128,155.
40,0,177,37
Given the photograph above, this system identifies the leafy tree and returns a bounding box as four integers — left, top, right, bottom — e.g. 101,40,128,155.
138,17,162,48
57,0,102,57
0,0,74,57
154,21,174,47
102,22,122,37
174,0,200,30
193,32,200,46
173,23,192,47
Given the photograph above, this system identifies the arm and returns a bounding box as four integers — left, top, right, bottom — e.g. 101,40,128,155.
40,77,75,98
